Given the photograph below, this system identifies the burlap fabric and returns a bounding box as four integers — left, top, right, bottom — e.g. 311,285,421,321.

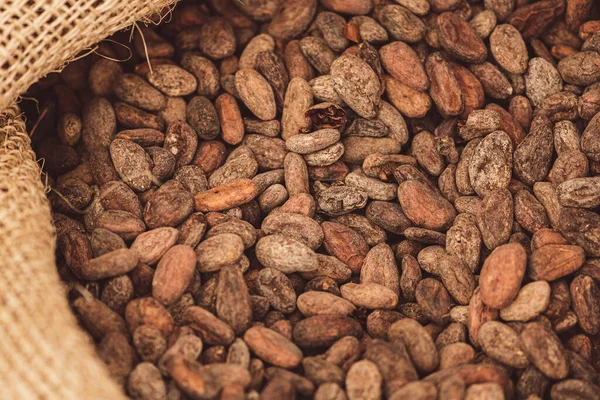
0,0,177,398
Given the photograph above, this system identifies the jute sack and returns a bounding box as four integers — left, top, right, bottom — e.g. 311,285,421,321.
0,0,177,398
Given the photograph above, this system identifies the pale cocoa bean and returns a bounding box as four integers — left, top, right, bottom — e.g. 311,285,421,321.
262,212,323,250
255,234,318,274
267,0,317,40
340,282,399,309
346,360,382,400
316,185,368,216
195,233,244,272
235,69,277,121
500,281,552,321
389,318,439,374
519,322,569,380
477,189,513,250
479,321,530,368
468,131,513,197
525,58,563,107
490,24,529,74
331,55,381,119
114,74,166,112
439,342,475,369
373,4,426,43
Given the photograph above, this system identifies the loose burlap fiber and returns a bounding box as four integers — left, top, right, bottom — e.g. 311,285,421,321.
0,0,177,398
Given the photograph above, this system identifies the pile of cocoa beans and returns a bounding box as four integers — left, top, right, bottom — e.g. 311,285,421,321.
23,0,600,399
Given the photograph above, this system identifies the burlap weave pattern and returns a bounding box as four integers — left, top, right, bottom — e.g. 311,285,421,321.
0,0,177,112
0,0,177,398
0,104,126,399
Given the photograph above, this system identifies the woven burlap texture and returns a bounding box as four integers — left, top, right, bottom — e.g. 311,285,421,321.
0,0,177,398
0,104,126,399
0,0,176,111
